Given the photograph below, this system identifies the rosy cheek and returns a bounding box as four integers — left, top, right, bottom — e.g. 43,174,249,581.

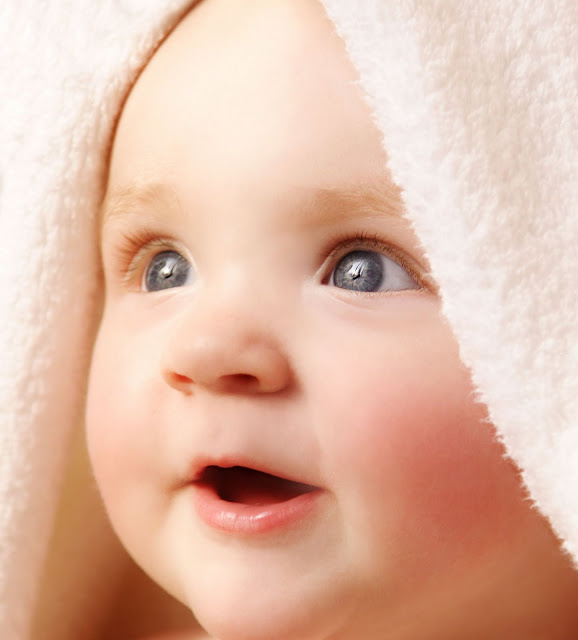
325,347,528,576
382,383,512,543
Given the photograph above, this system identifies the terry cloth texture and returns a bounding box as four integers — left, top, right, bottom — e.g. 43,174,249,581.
321,0,578,561
0,1,576,639
0,3,195,639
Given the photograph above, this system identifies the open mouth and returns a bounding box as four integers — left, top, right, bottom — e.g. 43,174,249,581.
196,465,318,506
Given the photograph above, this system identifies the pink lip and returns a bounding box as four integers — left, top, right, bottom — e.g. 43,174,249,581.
192,483,322,535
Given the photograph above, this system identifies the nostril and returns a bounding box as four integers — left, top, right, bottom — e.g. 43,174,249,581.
220,373,261,392
232,373,258,384
164,371,194,393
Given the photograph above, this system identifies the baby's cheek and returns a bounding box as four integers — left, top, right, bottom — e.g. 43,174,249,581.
328,354,527,575
382,383,512,544
86,332,163,537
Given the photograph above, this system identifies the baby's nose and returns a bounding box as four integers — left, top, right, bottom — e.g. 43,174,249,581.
160,304,293,395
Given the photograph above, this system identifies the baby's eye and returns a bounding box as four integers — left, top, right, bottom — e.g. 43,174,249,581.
329,249,420,293
144,250,193,292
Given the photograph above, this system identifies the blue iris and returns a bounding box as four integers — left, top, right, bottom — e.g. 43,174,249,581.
144,251,191,292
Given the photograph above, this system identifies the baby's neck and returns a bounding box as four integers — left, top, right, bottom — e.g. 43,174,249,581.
140,630,209,640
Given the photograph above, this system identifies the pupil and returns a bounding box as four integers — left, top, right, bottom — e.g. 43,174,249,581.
145,251,190,291
333,250,384,292
159,263,174,278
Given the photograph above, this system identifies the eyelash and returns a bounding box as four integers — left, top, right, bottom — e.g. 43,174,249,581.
320,230,427,290
109,227,184,287
107,227,428,291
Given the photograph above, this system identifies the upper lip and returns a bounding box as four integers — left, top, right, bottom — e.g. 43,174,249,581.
188,455,320,489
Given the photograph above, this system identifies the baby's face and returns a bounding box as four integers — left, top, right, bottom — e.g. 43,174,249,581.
87,1,574,638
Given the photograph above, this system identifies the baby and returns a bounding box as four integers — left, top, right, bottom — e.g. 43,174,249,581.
86,0,578,638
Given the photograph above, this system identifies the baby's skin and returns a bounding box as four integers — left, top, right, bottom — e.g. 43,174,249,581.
87,0,578,638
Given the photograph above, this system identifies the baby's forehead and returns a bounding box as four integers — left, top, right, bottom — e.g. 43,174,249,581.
101,0,392,217
99,0,413,260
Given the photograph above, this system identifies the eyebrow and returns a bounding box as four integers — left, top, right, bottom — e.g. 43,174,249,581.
100,175,404,233
100,181,183,230
298,177,404,226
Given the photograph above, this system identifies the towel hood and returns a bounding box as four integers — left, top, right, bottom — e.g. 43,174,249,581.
1,1,576,638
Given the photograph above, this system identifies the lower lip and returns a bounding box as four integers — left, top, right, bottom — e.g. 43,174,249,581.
191,484,323,535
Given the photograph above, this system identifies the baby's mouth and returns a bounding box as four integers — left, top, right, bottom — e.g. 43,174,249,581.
196,465,318,506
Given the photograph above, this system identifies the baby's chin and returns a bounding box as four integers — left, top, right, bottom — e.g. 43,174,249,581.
178,567,358,640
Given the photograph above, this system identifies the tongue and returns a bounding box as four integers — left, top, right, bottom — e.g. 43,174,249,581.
209,466,313,506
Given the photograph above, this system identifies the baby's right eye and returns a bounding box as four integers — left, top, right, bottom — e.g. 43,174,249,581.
143,250,193,292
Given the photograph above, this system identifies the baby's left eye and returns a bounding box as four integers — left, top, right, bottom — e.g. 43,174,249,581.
329,250,420,293
143,250,193,292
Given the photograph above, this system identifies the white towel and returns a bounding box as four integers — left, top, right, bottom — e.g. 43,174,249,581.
322,0,578,563
0,3,194,638
1,1,576,639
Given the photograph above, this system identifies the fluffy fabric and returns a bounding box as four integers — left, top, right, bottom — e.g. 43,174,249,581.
0,3,193,638
322,0,578,561
0,1,576,639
